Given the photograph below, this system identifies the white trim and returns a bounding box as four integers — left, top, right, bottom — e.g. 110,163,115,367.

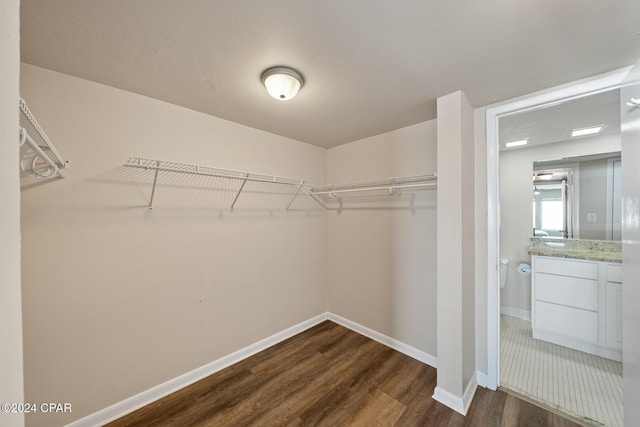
500,306,531,322
476,370,489,388
486,96,501,391
605,157,622,241
606,158,615,240
570,163,581,239
66,313,329,427
463,374,479,414
484,66,631,391
327,312,438,368
433,387,464,415
432,374,478,416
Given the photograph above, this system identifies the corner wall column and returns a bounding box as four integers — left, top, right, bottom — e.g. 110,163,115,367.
434,90,477,415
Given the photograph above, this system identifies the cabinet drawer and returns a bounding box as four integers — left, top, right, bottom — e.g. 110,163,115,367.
607,264,622,283
534,257,597,279
535,273,598,311
535,301,598,343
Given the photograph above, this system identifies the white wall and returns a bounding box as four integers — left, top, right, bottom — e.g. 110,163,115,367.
0,1,24,427
326,120,438,358
20,64,327,426
499,133,621,314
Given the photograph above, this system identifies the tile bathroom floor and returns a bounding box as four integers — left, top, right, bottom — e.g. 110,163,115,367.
500,315,623,427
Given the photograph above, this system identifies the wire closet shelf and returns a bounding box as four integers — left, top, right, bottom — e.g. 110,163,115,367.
124,156,310,213
309,174,437,207
19,98,69,179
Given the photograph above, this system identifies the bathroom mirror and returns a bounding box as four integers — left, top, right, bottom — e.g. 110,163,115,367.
533,151,621,241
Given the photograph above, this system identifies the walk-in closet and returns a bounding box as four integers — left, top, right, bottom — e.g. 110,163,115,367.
4,2,640,427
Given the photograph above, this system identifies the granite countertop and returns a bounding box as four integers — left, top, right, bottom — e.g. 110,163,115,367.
528,237,622,263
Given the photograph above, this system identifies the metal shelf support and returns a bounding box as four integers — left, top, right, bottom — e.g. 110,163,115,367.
19,98,69,180
148,161,160,212
285,180,305,213
230,174,249,212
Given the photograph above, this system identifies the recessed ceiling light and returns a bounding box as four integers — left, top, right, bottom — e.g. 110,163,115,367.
505,139,528,148
571,125,605,137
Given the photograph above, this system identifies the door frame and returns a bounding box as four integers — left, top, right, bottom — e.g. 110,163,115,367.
484,67,631,390
606,157,622,240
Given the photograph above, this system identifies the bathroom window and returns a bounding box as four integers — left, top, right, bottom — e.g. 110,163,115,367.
533,185,565,237
541,198,563,230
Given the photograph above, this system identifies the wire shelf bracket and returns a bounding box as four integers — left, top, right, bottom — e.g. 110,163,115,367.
124,157,310,213
19,98,69,180
230,174,249,213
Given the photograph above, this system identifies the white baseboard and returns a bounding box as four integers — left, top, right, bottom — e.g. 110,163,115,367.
432,374,478,416
67,312,440,426
500,306,531,321
433,386,460,414
327,312,438,368
462,374,479,414
66,313,329,427
475,370,489,389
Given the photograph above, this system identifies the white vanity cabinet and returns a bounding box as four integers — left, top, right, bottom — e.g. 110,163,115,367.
531,255,622,361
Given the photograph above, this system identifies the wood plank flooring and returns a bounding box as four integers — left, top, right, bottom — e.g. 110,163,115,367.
107,321,582,426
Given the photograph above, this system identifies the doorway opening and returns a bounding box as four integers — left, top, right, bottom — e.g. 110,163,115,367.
485,69,629,425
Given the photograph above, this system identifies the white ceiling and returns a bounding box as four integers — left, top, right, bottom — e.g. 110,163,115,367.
20,0,640,148
499,88,621,150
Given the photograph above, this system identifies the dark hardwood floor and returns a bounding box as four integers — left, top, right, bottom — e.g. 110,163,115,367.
107,321,582,426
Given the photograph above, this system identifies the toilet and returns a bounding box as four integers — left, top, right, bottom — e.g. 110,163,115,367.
500,258,510,288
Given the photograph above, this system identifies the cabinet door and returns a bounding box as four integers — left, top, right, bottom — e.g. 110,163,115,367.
606,282,623,348
607,264,622,283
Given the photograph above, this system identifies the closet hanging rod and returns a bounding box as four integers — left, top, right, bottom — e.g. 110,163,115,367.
19,98,68,168
125,157,311,187
310,174,437,194
310,182,437,196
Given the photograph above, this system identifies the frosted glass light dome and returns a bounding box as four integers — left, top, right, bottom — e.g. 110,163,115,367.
261,67,304,101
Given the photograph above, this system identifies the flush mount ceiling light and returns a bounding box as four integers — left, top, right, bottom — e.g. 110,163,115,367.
571,125,605,137
261,66,304,101
505,139,528,148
